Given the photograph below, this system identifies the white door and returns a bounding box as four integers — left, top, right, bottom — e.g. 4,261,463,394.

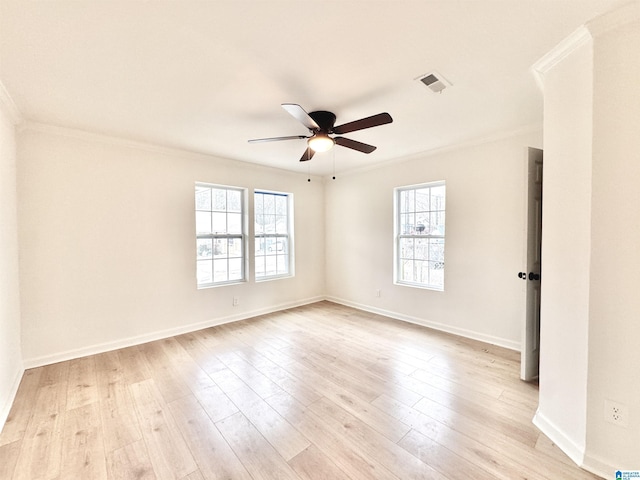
521,147,543,381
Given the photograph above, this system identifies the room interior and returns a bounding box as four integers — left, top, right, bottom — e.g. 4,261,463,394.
1,1,639,477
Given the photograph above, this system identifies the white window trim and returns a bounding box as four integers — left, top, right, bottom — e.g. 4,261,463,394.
196,182,248,289
254,189,294,282
394,181,446,291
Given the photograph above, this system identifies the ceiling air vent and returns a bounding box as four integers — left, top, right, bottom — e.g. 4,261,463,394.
416,72,451,94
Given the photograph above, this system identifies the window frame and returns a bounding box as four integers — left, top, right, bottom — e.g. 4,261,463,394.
195,183,248,289
254,189,294,282
394,181,446,291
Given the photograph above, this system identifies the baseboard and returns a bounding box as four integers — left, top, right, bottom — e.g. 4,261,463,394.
22,294,519,368
532,408,587,467
532,409,611,478
581,452,616,479
0,364,25,434
325,296,521,351
23,296,324,369
22,293,518,369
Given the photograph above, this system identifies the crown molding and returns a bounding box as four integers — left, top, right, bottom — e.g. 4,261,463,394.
586,0,640,38
19,120,211,160
0,81,22,125
530,1,639,90
329,122,542,180
531,26,592,90
18,120,322,180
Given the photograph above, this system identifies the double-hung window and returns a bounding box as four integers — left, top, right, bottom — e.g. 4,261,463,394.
254,190,293,280
195,183,246,287
395,182,446,290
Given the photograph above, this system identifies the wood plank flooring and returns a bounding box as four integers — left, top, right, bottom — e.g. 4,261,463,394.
0,301,600,479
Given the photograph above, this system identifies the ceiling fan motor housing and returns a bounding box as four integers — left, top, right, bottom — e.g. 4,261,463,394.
308,111,337,132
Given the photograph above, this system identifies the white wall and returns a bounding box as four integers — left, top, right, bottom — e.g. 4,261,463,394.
534,30,594,465
325,129,542,349
0,94,23,429
17,125,325,366
535,4,640,473
586,15,640,471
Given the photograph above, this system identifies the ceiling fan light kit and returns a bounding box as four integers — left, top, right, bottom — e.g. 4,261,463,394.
249,103,393,162
307,134,335,152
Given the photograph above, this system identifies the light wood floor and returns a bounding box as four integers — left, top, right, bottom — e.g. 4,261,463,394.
0,301,600,480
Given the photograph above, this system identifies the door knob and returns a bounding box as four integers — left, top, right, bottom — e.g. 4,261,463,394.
528,272,540,281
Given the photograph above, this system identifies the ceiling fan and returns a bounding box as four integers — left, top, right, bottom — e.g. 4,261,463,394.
248,104,393,162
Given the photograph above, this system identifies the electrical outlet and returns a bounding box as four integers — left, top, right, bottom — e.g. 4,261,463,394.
233,297,239,306
604,399,628,427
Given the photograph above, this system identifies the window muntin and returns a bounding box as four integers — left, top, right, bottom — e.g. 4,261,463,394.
254,190,293,280
196,184,246,287
395,182,445,290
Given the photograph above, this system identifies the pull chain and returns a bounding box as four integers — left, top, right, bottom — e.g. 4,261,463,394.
332,147,336,180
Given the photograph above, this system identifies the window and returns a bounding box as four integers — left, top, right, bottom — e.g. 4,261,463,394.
195,184,246,287
395,182,446,290
254,190,293,280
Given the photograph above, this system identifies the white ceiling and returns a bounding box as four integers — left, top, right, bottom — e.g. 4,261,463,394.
0,1,622,176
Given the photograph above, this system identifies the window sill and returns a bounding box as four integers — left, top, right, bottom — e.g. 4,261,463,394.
197,279,247,289
395,280,444,292
255,273,293,283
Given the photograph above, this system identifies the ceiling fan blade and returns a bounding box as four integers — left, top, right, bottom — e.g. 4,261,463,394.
333,112,393,134
248,135,307,143
335,137,377,154
282,104,320,130
299,147,315,162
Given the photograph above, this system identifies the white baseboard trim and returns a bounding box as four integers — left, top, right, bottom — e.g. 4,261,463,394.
23,296,324,369
581,452,615,479
532,409,610,478
22,294,519,368
0,364,26,434
532,408,587,468
325,296,521,351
